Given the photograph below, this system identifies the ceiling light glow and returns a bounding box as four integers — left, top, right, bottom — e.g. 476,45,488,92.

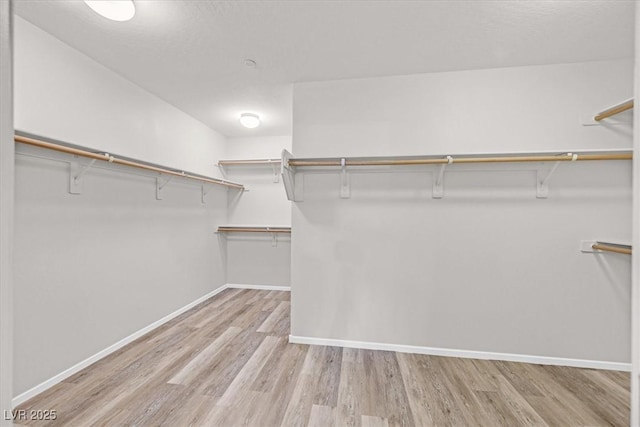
239,113,261,129
84,0,136,22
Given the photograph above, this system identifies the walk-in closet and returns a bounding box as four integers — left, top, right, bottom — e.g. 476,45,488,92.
0,1,638,426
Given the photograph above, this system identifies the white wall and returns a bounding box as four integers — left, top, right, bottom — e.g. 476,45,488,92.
224,135,292,226
293,60,633,157
291,59,633,366
1,0,14,423
14,146,228,396
14,17,225,178
13,17,231,396
223,136,292,287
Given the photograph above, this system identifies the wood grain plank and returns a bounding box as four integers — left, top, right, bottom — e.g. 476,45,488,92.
362,414,390,427
168,326,242,385
256,300,290,333
217,335,281,406
308,404,336,427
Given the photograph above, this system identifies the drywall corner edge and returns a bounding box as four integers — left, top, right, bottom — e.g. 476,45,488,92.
0,0,13,423
288,335,631,372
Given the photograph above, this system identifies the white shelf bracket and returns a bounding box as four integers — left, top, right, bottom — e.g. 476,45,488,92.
536,153,575,198
432,156,452,199
69,157,97,194
202,184,211,204
272,232,278,247
281,149,303,202
340,158,350,199
156,175,173,200
269,159,280,183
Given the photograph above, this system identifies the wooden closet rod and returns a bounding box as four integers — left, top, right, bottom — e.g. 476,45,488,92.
217,226,291,233
592,243,632,255
594,99,634,122
15,135,245,190
288,152,632,167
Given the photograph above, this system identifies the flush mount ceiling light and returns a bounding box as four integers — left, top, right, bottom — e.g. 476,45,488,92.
84,0,136,22
239,113,261,129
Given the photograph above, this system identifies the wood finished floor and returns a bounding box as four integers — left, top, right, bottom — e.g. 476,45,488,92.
17,289,630,426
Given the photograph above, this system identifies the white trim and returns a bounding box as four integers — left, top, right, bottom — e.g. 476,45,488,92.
288,335,631,372
226,283,291,291
12,285,228,408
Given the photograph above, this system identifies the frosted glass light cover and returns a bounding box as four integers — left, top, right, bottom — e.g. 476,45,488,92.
239,113,261,128
84,1,136,22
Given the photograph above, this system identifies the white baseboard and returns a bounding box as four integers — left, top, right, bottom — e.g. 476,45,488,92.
288,335,631,372
12,285,228,408
226,283,291,291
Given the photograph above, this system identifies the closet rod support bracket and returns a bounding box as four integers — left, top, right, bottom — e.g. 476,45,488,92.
433,156,452,198
156,175,174,200
202,184,210,204
340,158,350,199
269,159,280,183
69,158,97,194
536,156,572,199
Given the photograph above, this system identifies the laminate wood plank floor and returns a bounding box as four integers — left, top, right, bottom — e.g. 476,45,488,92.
16,289,630,426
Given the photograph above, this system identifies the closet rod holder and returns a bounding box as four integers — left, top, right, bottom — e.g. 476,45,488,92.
15,135,245,190
594,99,634,121
592,243,632,255
288,152,632,167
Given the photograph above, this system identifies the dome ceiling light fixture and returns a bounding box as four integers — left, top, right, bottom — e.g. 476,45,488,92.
239,113,261,129
84,0,136,22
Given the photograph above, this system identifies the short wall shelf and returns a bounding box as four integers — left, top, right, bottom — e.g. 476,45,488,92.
217,159,282,182
216,226,291,247
281,148,633,201
15,132,245,200
218,159,281,166
216,226,291,233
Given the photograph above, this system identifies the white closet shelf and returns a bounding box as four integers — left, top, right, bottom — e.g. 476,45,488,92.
594,98,634,122
217,226,291,233
280,148,632,201
15,133,245,191
217,158,283,183
217,159,281,166
285,150,632,167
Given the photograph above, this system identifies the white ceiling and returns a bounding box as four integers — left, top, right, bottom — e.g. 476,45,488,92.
15,0,635,137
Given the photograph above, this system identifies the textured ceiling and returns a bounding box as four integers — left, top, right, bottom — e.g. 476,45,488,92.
14,0,635,137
